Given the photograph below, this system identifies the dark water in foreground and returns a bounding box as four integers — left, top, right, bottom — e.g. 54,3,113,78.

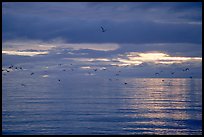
2,76,202,135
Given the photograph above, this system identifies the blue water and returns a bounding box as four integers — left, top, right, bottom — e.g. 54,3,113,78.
2,74,202,135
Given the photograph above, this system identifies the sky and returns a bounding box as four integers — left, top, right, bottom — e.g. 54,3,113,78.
2,2,202,78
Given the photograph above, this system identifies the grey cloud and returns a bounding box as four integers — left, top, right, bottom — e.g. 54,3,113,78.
3,2,202,23
117,43,202,57
2,2,202,59
2,15,202,44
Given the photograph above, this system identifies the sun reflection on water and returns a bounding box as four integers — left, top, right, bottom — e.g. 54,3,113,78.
120,78,202,134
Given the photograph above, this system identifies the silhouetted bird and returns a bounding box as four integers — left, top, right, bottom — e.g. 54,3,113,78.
6,70,10,72
124,83,127,85
58,79,61,82
63,69,66,71
183,68,189,71
155,73,159,75
101,26,106,32
21,84,26,87
30,72,34,75
171,72,175,75
20,67,22,70
15,67,18,69
94,69,97,71
189,76,192,79
9,65,13,69
185,68,189,71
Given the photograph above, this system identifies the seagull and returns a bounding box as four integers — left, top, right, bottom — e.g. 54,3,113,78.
21,84,25,86
183,68,189,71
185,68,189,71
101,26,106,32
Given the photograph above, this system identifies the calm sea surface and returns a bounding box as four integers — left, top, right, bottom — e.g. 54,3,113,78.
2,75,202,135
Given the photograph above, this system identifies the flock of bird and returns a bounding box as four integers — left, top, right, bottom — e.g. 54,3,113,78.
2,26,194,87
154,67,190,76
2,61,193,88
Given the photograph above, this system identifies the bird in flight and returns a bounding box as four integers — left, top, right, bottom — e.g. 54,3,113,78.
9,65,13,69
183,68,189,71
21,84,26,87
171,72,175,75
101,26,106,32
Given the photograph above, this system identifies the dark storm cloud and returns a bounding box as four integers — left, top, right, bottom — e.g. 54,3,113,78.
2,2,202,58
3,2,202,40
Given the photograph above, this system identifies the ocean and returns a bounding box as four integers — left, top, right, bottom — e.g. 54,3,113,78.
2,69,202,135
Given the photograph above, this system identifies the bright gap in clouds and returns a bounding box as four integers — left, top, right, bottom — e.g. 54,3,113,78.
2,40,202,67
116,52,202,66
2,40,119,56
2,50,49,56
63,52,202,67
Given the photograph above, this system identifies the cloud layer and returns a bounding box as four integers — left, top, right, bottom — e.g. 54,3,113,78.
3,2,202,44
2,2,202,78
